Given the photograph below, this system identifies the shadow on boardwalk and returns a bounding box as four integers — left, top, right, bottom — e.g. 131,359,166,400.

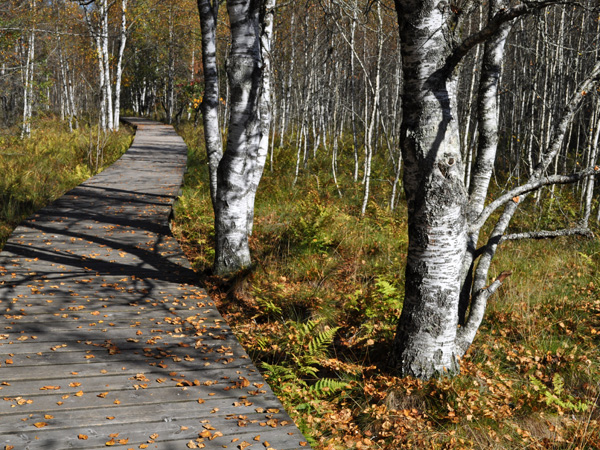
0,118,309,450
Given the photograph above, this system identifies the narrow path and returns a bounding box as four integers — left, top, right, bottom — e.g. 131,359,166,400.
0,119,309,450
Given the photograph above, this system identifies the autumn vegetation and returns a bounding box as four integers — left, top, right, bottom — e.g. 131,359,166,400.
2,0,600,448
171,123,600,449
0,117,132,247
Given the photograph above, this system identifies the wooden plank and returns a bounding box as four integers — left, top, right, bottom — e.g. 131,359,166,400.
0,118,309,450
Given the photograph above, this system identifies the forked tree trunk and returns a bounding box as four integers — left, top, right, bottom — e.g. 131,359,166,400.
389,0,598,379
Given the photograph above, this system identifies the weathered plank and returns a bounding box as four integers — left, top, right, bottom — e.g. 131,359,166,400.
0,118,310,450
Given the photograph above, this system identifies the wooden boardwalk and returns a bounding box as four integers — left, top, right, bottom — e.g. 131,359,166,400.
0,119,309,450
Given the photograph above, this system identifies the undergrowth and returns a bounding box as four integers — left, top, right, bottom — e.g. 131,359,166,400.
173,122,600,449
0,116,133,249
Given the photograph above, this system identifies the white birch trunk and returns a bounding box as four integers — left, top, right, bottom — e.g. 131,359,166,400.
113,0,128,131
391,1,467,378
21,0,36,139
246,0,276,236
101,0,113,130
213,0,273,275
460,0,511,322
197,0,224,208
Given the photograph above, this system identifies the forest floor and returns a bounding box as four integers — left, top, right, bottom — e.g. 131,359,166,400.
2,118,599,449
172,123,600,449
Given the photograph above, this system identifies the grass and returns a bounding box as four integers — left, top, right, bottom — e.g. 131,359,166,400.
8,117,595,449
172,121,600,449
0,115,133,249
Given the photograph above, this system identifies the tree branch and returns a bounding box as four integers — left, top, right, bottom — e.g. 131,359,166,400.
470,167,600,232
456,270,512,355
442,1,574,76
500,227,594,243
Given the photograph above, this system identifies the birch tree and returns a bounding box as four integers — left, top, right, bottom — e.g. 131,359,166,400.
197,0,276,275
20,0,36,138
391,0,600,379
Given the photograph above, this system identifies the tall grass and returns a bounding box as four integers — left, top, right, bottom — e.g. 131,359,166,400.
174,122,600,449
0,116,133,248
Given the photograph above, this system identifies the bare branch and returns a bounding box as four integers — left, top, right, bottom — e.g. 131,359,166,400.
470,167,600,232
500,227,594,243
442,1,577,76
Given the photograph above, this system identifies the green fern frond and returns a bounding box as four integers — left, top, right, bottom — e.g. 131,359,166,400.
309,378,350,396
307,326,339,358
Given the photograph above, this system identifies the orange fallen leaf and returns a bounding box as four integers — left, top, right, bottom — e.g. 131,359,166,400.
69,382,81,387
33,422,48,428
44,414,54,419
97,392,108,398
74,391,84,397
78,434,88,440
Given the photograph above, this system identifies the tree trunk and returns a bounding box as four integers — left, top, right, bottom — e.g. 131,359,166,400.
212,0,273,275
101,0,113,130
391,1,467,379
246,0,276,236
21,0,36,139
197,0,223,208
113,0,128,131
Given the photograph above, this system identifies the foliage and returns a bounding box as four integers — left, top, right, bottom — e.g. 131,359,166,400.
0,116,132,248
173,121,600,449
529,374,590,414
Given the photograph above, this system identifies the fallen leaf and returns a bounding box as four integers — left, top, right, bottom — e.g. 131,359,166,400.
33,422,48,428
78,434,88,440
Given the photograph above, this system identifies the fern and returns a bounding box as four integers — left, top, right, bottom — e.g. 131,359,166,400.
306,325,339,358
260,320,347,400
310,378,350,396
529,374,590,413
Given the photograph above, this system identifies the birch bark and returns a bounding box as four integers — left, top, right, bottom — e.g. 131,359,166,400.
391,0,599,379
21,0,36,139
391,0,467,378
113,0,128,131
199,0,275,275
197,0,223,208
